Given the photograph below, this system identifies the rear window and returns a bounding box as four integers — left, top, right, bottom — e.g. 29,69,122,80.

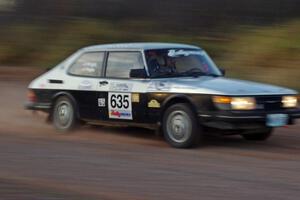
69,52,104,77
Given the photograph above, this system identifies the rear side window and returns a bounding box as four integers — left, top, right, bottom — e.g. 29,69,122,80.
69,52,104,77
106,52,144,78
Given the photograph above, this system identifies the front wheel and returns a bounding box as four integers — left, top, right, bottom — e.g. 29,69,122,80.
53,96,78,132
163,103,202,148
242,128,273,141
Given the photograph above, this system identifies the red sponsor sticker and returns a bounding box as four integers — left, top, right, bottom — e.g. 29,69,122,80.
111,110,121,117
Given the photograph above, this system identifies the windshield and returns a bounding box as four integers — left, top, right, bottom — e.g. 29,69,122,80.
145,48,222,78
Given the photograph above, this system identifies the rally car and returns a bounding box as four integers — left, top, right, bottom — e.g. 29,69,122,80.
25,43,300,148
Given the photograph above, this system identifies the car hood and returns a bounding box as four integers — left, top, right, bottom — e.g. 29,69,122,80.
164,76,297,95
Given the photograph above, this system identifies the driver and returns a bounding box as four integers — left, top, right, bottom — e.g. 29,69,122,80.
164,56,176,73
147,51,177,76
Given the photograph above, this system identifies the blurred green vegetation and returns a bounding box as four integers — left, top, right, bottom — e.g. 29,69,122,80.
220,20,300,90
0,18,299,90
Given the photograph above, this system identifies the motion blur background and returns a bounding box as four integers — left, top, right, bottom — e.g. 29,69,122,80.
0,0,299,90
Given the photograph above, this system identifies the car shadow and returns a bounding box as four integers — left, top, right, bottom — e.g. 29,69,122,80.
83,124,282,151
87,125,156,138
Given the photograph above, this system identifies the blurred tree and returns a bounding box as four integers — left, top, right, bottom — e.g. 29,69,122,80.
13,0,300,24
0,0,15,11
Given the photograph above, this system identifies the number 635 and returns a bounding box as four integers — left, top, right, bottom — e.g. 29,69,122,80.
110,94,129,109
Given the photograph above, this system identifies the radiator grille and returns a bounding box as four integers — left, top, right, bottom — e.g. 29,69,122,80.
256,96,282,111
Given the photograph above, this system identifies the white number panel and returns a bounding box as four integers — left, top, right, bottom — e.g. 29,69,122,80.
108,93,132,120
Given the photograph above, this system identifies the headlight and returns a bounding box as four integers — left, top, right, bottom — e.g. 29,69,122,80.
282,96,298,108
212,96,256,110
231,97,256,110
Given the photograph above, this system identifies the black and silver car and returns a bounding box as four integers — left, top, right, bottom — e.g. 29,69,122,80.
25,43,300,148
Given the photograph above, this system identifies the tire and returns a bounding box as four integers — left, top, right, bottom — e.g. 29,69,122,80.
242,128,273,141
53,96,78,132
162,103,201,148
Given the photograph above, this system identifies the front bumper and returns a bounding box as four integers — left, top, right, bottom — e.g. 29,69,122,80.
24,102,51,112
198,109,300,130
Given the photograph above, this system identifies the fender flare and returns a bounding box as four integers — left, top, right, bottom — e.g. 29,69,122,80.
160,94,198,118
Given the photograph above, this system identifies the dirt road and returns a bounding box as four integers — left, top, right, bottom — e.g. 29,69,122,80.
0,68,299,199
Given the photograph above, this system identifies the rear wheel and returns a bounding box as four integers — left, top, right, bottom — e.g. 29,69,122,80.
163,103,201,148
53,96,78,132
242,128,273,141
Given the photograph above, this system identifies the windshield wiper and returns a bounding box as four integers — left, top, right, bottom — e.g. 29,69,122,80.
151,69,220,78
178,68,220,78
178,68,204,77
151,72,178,78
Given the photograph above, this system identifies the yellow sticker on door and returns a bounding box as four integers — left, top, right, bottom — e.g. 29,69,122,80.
148,99,160,108
132,93,140,103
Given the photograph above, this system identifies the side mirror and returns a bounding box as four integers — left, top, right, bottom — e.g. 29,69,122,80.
130,69,148,78
219,68,226,76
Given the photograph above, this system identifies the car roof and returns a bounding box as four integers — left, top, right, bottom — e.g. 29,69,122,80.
83,42,201,51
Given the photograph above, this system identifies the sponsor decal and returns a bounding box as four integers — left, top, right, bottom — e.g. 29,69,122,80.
98,98,105,107
168,49,204,57
172,85,195,90
147,81,171,91
82,62,97,68
148,99,160,108
78,80,93,90
110,82,133,92
132,93,140,103
110,110,132,118
108,92,132,120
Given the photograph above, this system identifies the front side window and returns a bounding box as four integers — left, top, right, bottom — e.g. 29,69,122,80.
145,49,222,78
105,52,144,78
69,52,104,77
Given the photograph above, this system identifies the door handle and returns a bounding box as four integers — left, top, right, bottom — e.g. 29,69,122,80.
99,81,109,86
